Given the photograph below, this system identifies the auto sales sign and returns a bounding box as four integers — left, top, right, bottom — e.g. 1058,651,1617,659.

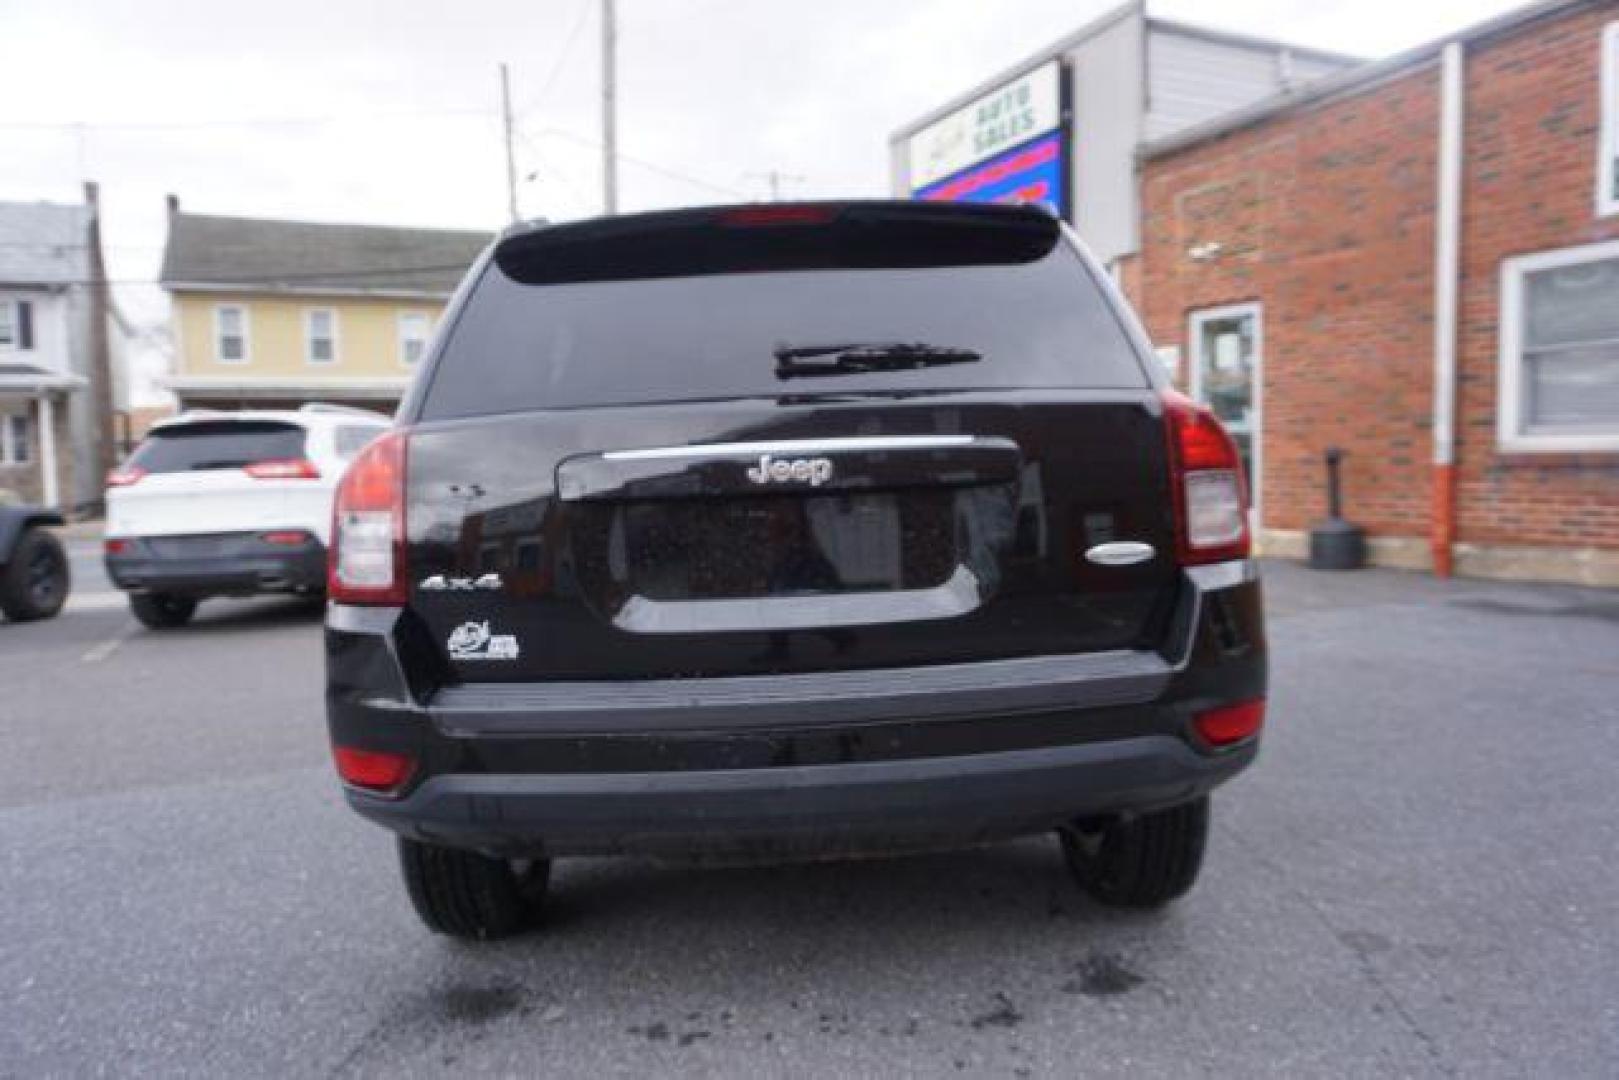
908,61,1066,218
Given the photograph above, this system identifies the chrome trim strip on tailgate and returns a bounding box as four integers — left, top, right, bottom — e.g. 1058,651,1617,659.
430,649,1173,735
614,565,983,634
601,435,977,461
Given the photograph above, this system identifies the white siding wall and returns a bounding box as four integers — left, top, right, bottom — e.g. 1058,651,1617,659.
0,288,70,375
1068,13,1147,266
1144,28,1354,142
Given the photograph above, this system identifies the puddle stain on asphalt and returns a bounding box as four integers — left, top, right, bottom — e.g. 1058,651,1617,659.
1062,953,1146,997
433,983,528,1025
968,992,1023,1030
1452,597,1619,624
627,1011,722,1048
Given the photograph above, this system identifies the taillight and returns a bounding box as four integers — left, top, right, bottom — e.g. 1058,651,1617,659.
261,530,312,547
1162,390,1250,565
717,204,838,227
1194,698,1266,747
106,466,146,487
104,539,131,555
328,430,407,605
332,745,416,794
244,458,321,480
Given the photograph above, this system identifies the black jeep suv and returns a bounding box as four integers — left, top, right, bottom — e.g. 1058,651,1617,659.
325,201,1266,939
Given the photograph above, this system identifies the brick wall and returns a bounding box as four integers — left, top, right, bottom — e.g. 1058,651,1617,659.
1138,0,1619,563
1453,3,1619,550
1139,65,1442,541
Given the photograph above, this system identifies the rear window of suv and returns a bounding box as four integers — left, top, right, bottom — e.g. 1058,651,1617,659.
130,420,307,474
418,206,1148,421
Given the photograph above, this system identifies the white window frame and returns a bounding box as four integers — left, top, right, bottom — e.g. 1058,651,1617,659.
0,298,26,351
397,311,431,367
1188,301,1264,527
1597,22,1619,218
305,308,339,366
214,304,249,365
1498,238,1619,453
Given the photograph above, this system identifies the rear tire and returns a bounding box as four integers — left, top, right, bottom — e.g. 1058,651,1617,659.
1061,796,1209,909
398,837,549,940
129,593,198,629
0,528,70,622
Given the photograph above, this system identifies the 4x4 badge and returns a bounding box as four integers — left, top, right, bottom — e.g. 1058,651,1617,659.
447,620,520,660
420,573,503,592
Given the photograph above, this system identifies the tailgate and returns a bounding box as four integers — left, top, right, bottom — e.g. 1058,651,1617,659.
404,395,1179,682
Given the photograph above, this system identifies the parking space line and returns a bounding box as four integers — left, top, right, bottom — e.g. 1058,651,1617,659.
81,626,135,664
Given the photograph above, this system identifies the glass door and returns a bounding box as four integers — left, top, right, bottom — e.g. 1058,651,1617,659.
1189,303,1262,524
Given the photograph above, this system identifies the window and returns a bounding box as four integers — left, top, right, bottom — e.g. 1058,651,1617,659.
215,305,247,363
0,299,34,350
1499,239,1619,452
1599,23,1619,217
334,424,385,458
398,312,431,366
423,238,1147,420
1189,302,1263,520
1,413,31,465
127,420,306,474
306,309,337,365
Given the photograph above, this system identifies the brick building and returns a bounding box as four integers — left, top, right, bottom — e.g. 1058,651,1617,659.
1132,0,1619,585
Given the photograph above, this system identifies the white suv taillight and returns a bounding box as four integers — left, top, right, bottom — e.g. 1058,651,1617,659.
328,430,407,605
1163,390,1250,565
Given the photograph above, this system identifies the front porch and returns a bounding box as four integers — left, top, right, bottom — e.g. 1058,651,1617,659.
0,363,84,509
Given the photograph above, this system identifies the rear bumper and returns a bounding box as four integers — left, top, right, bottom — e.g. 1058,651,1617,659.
106,533,326,597
328,560,1266,858
350,735,1253,858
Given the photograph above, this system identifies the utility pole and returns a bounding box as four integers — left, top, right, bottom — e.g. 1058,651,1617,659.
84,181,116,499
499,63,519,223
601,0,618,214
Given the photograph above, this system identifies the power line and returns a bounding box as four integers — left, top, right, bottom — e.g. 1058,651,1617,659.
526,126,749,200
513,0,594,123
0,109,493,132
29,262,479,289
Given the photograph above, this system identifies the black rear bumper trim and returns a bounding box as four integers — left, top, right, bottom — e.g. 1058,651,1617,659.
107,540,326,597
430,649,1171,734
349,735,1253,857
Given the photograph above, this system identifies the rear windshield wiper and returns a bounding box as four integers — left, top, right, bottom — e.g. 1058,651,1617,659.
773,341,982,379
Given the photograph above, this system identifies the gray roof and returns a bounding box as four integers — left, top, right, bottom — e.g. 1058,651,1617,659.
1142,0,1587,159
0,202,92,286
160,213,493,296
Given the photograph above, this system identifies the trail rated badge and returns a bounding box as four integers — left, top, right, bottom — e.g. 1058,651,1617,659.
447,620,520,660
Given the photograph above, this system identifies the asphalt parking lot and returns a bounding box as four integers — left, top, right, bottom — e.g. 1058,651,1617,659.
2,545,1617,1077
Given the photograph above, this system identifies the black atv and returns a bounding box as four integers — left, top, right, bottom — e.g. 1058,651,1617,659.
0,506,70,622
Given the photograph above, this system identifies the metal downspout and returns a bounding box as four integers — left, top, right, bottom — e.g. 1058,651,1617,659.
1431,42,1465,577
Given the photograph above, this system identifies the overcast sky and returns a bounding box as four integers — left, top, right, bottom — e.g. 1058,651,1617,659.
1,0,1524,402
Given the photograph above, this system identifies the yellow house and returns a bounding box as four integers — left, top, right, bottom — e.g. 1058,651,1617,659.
159,198,491,413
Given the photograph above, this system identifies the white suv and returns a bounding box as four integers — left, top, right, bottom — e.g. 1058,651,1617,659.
104,405,390,628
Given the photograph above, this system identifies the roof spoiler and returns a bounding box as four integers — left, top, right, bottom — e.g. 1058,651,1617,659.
494,200,1061,287
299,402,388,419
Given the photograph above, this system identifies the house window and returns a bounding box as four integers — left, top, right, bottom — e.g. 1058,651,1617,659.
1,413,30,465
215,305,247,363
1599,23,1619,217
0,299,34,350
398,312,431,366
1499,239,1619,452
306,309,337,365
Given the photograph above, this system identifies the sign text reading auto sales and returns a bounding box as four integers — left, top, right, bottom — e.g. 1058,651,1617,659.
906,61,1062,191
